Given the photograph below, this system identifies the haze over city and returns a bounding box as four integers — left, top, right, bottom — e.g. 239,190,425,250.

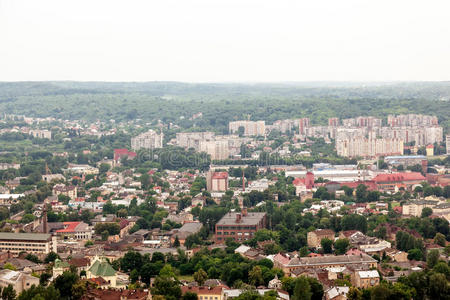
1,0,450,82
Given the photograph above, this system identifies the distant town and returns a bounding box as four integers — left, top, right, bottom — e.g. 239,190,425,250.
0,106,448,300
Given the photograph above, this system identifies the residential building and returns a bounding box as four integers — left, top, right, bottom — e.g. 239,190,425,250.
354,270,380,288
336,136,403,158
215,210,267,243
29,129,52,140
53,184,77,200
307,229,335,248
446,135,450,155
229,120,265,136
170,222,203,245
0,233,57,254
176,132,215,150
113,149,137,162
181,286,225,300
199,140,229,160
131,129,163,150
206,171,229,192
325,286,349,300
273,253,377,276
0,269,39,294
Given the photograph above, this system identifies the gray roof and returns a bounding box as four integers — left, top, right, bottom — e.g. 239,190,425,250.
288,254,377,267
216,212,266,226
0,232,51,241
178,222,202,233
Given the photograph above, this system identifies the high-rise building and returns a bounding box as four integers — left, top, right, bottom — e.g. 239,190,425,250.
328,118,340,127
176,132,215,150
336,137,403,158
229,121,265,136
199,140,229,160
446,135,450,155
131,130,163,150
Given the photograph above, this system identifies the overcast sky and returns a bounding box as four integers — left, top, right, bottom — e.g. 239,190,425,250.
1,0,449,82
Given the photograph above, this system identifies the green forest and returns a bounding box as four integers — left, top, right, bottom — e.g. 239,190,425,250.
0,81,449,132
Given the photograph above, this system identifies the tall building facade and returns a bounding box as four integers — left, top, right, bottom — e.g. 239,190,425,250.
131,130,163,150
337,137,403,158
229,121,265,136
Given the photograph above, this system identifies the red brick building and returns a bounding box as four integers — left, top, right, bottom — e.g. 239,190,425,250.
215,209,266,243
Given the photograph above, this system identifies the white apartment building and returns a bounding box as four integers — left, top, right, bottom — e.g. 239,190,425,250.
176,132,215,150
199,140,229,160
131,129,163,150
229,120,265,136
337,136,403,158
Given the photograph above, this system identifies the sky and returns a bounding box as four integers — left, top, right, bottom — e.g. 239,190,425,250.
0,0,449,82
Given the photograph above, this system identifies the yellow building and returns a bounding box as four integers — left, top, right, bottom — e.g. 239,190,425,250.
181,286,224,300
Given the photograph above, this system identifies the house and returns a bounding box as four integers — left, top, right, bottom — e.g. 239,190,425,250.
353,270,380,288
273,253,377,276
0,269,39,294
170,222,203,245
69,257,91,275
325,286,349,300
181,286,225,300
53,184,77,200
307,229,335,248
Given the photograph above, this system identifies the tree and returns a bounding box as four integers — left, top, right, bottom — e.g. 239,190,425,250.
193,268,208,286
54,271,79,299
407,249,423,261
347,287,362,300
151,275,182,300
426,249,440,268
421,207,432,218
249,266,264,287
306,277,324,300
434,232,446,247
1,284,16,300
334,238,350,255
292,276,312,300
44,251,60,263
173,236,180,247
39,272,52,286
428,273,449,300
320,238,333,254
182,292,199,300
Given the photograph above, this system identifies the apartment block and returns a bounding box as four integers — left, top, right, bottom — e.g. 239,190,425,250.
336,137,403,158
229,120,265,136
131,129,163,150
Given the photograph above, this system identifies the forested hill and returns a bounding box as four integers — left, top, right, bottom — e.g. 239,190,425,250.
0,81,449,132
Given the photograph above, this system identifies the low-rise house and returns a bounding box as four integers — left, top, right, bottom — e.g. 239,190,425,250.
170,222,203,245
181,286,225,300
69,257,91,275
273,253,377,276
0,269,39,294
307,229,335,248
53,184,77,200
353,270,380,288
325,286,349,300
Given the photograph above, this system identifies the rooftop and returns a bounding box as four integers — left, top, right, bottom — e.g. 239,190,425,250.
216,212,266,226
0,232,52,241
